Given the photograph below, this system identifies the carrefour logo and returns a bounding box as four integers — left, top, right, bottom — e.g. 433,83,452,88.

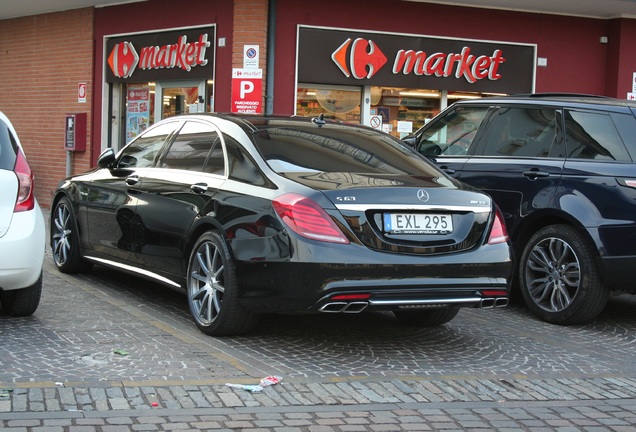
331,38,505,83
331,38,387,79
108,42,139,79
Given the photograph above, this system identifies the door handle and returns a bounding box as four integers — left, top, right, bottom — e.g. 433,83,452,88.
439,166,456,175
523,170,550,180
125,175,139,186
191,183,209,194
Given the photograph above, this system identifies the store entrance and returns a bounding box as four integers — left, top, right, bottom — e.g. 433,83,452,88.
155,81,207,121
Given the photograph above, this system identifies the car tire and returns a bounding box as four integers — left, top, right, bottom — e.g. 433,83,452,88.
51,197,92,274
520,224,609,325
393,307,460,326
1,272,42,316
187,231,259,336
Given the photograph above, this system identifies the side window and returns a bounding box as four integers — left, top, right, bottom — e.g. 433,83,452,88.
564,110,631,161
223,133,267,186
161,121,220,171
416,106,489,156
480,107,557,158
202,138,224,175
118,122,178,168
611,111,636,161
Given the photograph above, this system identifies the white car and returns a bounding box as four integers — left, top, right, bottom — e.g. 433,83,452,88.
0,111,45,316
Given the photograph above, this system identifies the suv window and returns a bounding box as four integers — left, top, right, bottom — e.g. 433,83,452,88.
416,106,489,156
479,107,558,158
160,121,221,171
118,121,179,168
564,110,631,161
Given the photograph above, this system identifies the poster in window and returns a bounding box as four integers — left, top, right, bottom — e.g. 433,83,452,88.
126,85,150,143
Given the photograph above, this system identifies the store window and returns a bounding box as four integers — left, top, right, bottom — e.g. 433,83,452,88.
370,87,440,137
297,85,361,122
297,84,498,138
125,83,154,144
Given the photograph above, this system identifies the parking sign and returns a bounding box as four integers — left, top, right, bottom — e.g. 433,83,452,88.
231,68,263,114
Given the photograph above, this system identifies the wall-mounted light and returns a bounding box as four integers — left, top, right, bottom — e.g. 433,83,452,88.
447,94,481,100
399,91,440,98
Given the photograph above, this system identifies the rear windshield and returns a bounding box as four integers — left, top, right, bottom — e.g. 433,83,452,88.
0,120,18,171
252,123,442,176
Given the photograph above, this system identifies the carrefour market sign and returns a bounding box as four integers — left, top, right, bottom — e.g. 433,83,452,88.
105,26,215,83
297,26,535,94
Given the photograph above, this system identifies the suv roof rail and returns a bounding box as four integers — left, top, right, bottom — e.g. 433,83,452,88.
511,92,612,99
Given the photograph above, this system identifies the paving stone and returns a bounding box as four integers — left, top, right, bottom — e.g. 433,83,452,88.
0,248,635,430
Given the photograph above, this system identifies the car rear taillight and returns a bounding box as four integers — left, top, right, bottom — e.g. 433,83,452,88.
272,193,349,244
487,207,509,245
481,290,508,297
331,293,371,301
13,150,35,212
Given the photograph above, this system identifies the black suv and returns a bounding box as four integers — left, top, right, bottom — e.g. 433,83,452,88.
405,94,636,325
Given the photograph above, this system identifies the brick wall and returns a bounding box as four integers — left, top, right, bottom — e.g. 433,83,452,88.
0,8,94,210
232,0,269,106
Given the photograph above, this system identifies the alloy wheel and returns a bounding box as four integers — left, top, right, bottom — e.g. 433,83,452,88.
52,203,73,267
188,240,225,326
524,236,581,313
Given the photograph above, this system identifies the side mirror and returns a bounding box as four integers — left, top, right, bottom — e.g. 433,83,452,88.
97,148,116,168
402,136,416,147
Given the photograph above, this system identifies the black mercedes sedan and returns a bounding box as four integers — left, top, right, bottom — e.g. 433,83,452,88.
50,114,512,336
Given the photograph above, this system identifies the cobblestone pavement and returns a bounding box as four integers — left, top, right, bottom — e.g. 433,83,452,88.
1,220,636,430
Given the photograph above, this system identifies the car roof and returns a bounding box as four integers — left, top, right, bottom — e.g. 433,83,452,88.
171,112,369,134
453,93,636,111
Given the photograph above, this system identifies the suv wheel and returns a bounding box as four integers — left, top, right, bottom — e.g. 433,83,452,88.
520,224,608,325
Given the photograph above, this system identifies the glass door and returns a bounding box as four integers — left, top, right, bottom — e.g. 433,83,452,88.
155,81,207,121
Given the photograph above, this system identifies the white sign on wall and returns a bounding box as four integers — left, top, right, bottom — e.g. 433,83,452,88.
244,45,260,69
78,83,87,103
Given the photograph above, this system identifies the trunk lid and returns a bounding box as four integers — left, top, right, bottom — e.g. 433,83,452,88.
286,172,493,254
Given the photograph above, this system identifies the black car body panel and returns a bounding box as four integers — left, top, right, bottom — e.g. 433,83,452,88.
51,114,513,335
406,94,636,325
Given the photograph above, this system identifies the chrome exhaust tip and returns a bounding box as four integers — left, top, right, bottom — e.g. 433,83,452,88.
319,302,348,313
319,301,369,313
495,297,509,307
480,297,495,308
342,301,368,313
